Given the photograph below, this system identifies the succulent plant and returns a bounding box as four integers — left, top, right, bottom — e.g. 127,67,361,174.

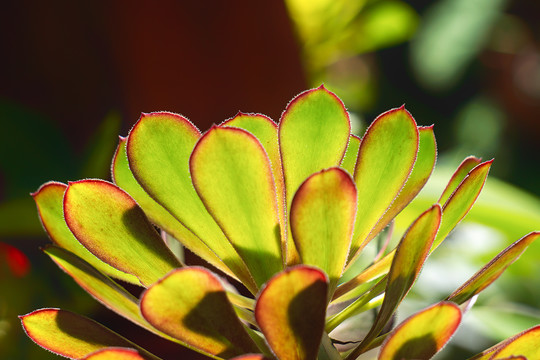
22,87,539,360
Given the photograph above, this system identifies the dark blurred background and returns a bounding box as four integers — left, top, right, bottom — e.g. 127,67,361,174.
0,0,538,359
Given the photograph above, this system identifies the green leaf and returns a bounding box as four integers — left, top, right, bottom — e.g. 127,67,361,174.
290,167,356,297
140,267,258,358
82,348,151,360
347,205,442,357
434,160,492,249
439,156,482,206
349,106,419,262
64,179,181,287
255,265,328,360
448,232,540,304
126,112,255,292
340,134,361,175
367,125,437,242
190,126,283,288
222,112,287,258
279,86,350,264
469,326,540,360
111,138,230,277
19,309,158,360
33,182,139,284
375,302,462,360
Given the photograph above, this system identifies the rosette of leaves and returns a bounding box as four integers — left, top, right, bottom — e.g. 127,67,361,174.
22,86,539,360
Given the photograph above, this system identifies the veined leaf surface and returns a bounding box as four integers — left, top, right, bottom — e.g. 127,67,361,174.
190,126,282,287
64,179,181,286
255,266,328,360
140,267,258,358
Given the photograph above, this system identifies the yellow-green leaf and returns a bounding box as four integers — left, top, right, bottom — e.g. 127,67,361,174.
434,160,492,250
439,156,482,206
82,348,151,360
347,205,442,357
376,302,462,360
290,167,356,298
32,182,138,284
64,179,181,286
222,113,287,260
279,86,350,264
340,134,361,175
349,106,419,262
20,309,156,360
126,112,254,292
469,326,540,360
448,232,540,304
140,267,258,358
190,126,282,288
255,266,328,360
112,138,230,277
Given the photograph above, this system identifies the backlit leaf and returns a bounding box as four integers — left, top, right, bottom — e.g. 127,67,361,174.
340,134,361,175
20,309,155,360
33,182,138,284
112,138,229,277
255,266,328,360
126,112,255,292
290,167,356,297
140,267,258,358
349,106,419,262
279,86,350,264
469,326,540,360
82,348,150,360
448,232,540,304
230,355,271,360
190,126,282,288
64,179,181,286
347,205,442,357
376,302,462,360
439,156,482,206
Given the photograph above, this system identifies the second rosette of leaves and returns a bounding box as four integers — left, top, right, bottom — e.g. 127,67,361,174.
25,86,539,360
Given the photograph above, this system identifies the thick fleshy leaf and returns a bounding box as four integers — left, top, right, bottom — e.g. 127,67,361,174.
32,182,139,284
433,160,493,249
222,113,287,258
190,126,282,287
231,355,271,360
64,179,181,286
112,138,229,277
439,156,482,205
470,326,540,360
20,309,156,360
348,205,442,356
290,167,356,297
366,125,437,243
448,232,540,304
349,106,419,262
126,112,254,292
340,134,361,175
279,86,350,264
140,267,258,358
82,348,149,360
255,266,328,360
375,302,462,360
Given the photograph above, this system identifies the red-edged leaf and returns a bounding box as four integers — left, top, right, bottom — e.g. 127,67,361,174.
255,266,328,360
140,267,258,358
439,156,482,206
230,355,272,360
222,113,287,260
126,112,254,291
349,106,419,262
190,126,282,288
448,232,540,304
434,160,493,250
82,348,151,360
290,167,356,298
32,182,139,284
20,309,155,359
112,137,229,277
64,179,181,286
279,86,350,264
469,326,540,360
347,205,442,357
375,302,462,360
